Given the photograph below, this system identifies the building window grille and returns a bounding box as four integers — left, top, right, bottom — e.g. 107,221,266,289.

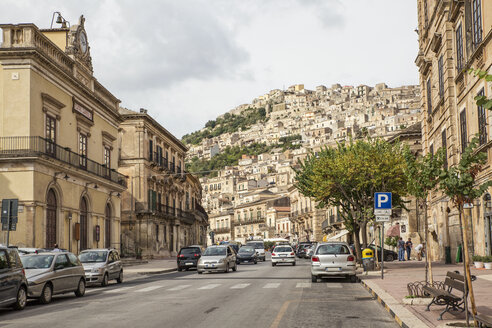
456,24,464,72
104,147,111,168
79,133,87,168
426,78,432,115
478,88,487,145
149,139,153,161
460,109,468,153
442,129,448,169
156,146,162,166
438,56,444,99
472,0,482,46
45,115,56,156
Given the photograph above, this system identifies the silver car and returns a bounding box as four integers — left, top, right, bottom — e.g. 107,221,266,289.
197,245,237,274
79,249,123,286
310,242,356,282
20,252,86,304
271,245,296,266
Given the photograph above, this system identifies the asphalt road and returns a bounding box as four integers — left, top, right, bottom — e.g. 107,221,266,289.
0,258,398,328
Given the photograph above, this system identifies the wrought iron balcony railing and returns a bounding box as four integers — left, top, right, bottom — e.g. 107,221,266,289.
0,136,127,187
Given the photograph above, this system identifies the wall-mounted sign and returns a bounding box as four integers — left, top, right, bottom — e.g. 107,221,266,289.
73,100,93,121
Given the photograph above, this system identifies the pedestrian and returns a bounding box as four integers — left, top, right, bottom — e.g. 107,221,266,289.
397,237,405,261
405,238,413,261
53,243,61,252
415,243,424,261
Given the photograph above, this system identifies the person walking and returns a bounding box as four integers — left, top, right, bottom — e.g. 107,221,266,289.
398,237,405,261
53,243,61,252
405,238,413,261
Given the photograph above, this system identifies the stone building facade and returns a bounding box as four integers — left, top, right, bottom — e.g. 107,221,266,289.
0,17,126,252
416,0,491,261
118,108,208,258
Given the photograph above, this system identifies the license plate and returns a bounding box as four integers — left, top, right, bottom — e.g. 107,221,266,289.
280,254,286,257
244,261,248,263
325,267,342,272
186,262,193,265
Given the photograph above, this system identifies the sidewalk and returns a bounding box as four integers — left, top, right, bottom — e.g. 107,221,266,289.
123,258,177,280
359,260,492,327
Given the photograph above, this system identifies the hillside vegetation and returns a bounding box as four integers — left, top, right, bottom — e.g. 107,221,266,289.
182,107,268,145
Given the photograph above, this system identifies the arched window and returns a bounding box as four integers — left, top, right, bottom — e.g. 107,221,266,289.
105,204,111,249
80,197,88,250
46,189,57,248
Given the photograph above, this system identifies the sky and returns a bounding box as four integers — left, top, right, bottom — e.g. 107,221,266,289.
1,0,419,138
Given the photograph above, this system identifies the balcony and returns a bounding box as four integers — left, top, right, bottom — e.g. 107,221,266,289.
0,136,127,187
150,153,169,171
212,227,230,234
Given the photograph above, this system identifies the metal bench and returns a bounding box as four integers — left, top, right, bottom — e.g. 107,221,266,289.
423,271,466,320
476,314,492,328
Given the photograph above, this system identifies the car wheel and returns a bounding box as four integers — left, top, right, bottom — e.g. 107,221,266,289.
233,262,237,272
293,262,296,266
349,275,357,283
197,271,203,274
75,278,86,297
272,262,276,267
116,271,123,284
177,268,182,272
254,260,257,264
40,283,53,304
12,286,27,310
386,254,395,262
101,273,109,287
311,275,318,283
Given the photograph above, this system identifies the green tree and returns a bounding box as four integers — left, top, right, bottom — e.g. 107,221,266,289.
294,138,408,261
468,68,492,110
438,136,492,324
403,146,444,283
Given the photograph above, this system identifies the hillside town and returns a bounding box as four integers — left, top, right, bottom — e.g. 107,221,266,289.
185,83,422,246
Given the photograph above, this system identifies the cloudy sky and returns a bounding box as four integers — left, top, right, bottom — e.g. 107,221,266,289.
1,0,419,138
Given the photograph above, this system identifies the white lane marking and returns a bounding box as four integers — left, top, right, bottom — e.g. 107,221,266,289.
136,285,164,292
263,283,280,289
198,284,221,290
103,286,135,294
296,283,311,288
326,283,343,288
230,283,250,289
167,285,191,291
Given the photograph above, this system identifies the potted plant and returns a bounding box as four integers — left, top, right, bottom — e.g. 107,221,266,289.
472,255,484,269
484,256,492,270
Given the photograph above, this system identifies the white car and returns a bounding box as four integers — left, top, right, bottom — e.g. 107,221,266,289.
271,245,296,266
311,242,356,282
246,241,265,261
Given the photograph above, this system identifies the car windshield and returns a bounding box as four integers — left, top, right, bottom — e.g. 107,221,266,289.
238,247,254,253
274,247,292,252
203,247,226,256
79,251,108,263
247,242,263,249
317,244,350,255
20,255,54,269
180,248,200,255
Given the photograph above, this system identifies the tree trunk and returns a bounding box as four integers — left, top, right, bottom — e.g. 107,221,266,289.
424,200,433,284
459,206,477,326
361,222,368,248
353,226,362,264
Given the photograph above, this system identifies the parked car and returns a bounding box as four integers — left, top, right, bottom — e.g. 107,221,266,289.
177,246,203,271
17,248,48,255
197,245,237,274
0,246,28,310
79,249,123,286
236,246,258,264
296,243,312,258
271,245,296,266
351,244,397,262
246,241,265,261
311,242,357,283
20,252,86,304
305,244,317,258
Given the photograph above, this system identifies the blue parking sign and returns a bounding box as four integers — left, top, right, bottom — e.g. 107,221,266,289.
374,192,392,209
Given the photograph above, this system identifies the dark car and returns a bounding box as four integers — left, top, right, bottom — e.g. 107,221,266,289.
296,243,312,258
351,244,397,262
0,246,28,310
177,246,203,271
236,246,258,265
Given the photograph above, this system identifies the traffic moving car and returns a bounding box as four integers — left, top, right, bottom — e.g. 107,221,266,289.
296,243,312,258
246,241,265,261
0,246,28,310
177,246,203,271
79,249,123,286
236,246,258,264
311,242,356,282
271,245,296,266
197,245,237,274
20,252,86,304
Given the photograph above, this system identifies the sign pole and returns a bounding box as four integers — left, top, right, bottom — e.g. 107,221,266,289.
381,222,384,280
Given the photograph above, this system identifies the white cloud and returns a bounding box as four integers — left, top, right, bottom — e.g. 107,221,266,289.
0,0,418,138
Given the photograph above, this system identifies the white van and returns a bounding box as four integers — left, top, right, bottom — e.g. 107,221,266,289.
246,241,265,261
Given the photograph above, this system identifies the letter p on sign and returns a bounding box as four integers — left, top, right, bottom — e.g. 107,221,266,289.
375,192,392,209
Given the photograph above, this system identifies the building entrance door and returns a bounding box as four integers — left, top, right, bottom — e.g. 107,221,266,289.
46,189,57,248
105,204,111,249
486,215,492,256
80,198,88,250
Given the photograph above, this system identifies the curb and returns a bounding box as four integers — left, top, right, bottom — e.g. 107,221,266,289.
135,268,177,275
358,277,428,328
